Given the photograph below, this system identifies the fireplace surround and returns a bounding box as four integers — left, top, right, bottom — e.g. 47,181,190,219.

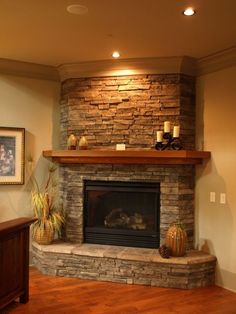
59,162,195,248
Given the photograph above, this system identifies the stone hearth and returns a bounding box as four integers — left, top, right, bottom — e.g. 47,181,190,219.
32,242,216,289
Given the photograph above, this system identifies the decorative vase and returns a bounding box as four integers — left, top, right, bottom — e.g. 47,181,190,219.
165,223,187,257
67,133,77,150
79,136,88,150
33,224,54,245
32,221,54,245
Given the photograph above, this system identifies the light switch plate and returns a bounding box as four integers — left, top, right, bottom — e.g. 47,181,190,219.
210,192,216,203
220,193,226,204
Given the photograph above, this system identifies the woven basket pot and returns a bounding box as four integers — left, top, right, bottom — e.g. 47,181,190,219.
166,223,187,257
32,221,54,245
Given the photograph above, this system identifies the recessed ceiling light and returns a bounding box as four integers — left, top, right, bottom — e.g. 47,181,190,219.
112,51,120,58
183,7,195,16
67,4,88,15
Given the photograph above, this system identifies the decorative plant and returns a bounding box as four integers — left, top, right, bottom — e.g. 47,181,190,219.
31,162,64,244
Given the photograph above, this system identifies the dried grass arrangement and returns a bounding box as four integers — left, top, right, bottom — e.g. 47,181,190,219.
31,163,64,245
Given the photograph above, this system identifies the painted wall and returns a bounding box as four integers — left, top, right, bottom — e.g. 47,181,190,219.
196,66,236,292
0,74,60,222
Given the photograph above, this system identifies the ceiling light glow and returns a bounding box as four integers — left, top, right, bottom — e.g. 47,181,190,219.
112,51,120,58
67,4,88,15
183,7,195,16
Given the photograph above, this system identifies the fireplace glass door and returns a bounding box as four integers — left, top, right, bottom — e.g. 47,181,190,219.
84,180,160,248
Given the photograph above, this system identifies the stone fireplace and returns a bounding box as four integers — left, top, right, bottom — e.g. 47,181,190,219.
32,70,216,289
60,73,196,248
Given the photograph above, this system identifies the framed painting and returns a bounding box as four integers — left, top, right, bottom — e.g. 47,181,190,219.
0,127,25,185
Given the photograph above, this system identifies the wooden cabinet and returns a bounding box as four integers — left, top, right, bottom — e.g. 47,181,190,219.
0,217,36,310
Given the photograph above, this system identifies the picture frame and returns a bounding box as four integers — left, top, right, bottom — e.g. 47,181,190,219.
0,127,25,185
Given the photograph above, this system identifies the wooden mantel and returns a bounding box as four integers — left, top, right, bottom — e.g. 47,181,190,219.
43,150,210,165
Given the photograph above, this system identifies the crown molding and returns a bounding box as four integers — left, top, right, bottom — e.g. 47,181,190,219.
57,56,197,81
197,46,236,76
0,58,59,81
1,47,235,82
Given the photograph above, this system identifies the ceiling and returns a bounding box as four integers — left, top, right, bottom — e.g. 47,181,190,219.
0,0,236,67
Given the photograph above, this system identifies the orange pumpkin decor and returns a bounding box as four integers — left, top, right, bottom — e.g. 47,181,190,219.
166,223,187,257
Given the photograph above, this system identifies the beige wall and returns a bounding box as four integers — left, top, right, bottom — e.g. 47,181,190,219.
196,66,236,292
0,74,60,222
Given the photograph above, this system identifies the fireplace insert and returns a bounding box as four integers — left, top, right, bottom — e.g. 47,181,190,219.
84,180,160,248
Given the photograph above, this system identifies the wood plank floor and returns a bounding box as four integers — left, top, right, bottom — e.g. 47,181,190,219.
3,267,236,314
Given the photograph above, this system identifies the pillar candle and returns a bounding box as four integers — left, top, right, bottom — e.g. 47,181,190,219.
173,126,180,138
164,121,171,133
156,131,163,142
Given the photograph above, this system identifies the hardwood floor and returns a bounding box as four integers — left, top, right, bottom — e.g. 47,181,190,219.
3,267,236,314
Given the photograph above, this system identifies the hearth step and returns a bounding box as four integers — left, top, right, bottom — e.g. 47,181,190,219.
32,242,217,290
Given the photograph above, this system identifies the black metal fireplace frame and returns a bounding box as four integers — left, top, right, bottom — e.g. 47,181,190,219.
83,180,160,248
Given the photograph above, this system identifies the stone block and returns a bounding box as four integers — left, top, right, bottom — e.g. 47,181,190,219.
118,84,150,91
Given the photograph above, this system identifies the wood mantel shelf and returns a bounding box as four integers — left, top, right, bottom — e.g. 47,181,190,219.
43,150,210,165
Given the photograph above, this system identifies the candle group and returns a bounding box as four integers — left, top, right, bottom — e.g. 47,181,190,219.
156,121,180,142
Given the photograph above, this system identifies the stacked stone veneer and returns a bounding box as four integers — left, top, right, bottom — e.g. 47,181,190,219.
61,74,195,150
60,164,195,248
60,73,196,248
32,243,216,289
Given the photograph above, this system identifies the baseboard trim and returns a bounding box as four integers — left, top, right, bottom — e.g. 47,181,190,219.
216,267,236,293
